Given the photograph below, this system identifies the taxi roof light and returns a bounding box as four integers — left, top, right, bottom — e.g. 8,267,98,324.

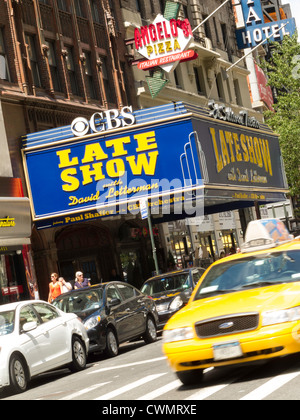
241,218,294,253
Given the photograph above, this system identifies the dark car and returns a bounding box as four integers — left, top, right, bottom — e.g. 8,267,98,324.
140,268,205,329
53,281,158,357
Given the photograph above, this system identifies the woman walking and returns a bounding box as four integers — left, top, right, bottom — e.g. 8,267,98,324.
48,272,63,303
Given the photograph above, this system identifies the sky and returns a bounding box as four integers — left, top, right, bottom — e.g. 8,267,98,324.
281,0,300,41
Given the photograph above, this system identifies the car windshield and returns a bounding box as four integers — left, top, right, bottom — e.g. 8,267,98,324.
0,310,15,336
53,289,103,314
194,250,300,300
141,273,190,295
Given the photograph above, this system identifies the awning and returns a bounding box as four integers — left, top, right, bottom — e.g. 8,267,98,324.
0,197,31,247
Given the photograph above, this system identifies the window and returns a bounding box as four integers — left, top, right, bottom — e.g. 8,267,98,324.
202,15,212,40
101,56,115,103
25,34,41,87
106,284,123,303
221,23,228,48
74,0,85,17
213,17,220,43
84,52,96,99
45,40,61,92
65,46,79,95
0,28,10,81
174,68,183,89
19,305,40,332
117,283,137,300
216,72,225,101
234,78,243,106
194,66,206,95
33,303,60,323
57,0,68,12
90,0,100,23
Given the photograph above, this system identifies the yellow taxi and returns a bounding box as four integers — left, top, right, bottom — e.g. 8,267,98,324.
162,219,300,385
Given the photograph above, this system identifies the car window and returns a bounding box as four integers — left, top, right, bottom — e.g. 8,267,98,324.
33,303,60,323
0,310,15,336
117,283,137,300
192,269,204,286
19,305,40,332
53,289,103,314
106,284,123,303
141,273,190,295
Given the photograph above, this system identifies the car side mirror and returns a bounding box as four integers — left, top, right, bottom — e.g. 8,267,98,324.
22,321,38,333
108,297,121,307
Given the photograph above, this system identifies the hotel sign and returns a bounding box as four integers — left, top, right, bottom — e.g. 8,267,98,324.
236,0,296,49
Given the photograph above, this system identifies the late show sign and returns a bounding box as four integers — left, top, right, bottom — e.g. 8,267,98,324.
23,105,286,227
134,14,197,72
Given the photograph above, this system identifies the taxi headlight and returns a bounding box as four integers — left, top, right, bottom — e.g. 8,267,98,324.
262,306,300,326
84,315,101,330
169,296,183,311
162,327,194,343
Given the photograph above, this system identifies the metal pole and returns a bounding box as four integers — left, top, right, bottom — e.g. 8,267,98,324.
146,205,160,275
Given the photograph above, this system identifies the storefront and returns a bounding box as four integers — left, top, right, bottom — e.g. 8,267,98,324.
21,102,288,297
0,177,34,305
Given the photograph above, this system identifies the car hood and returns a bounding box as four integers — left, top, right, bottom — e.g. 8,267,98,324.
74,308,101,321
165,282,300,329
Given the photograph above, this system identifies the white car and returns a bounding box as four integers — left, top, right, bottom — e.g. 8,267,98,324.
0,300,89,394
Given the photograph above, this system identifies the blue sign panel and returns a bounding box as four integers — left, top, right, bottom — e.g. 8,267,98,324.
240,0,264,27
23,116,202,221
236,18,296,49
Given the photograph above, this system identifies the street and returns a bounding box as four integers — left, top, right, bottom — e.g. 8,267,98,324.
2,335,300,401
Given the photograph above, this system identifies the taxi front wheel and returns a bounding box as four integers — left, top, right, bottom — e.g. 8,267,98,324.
176,368,203,386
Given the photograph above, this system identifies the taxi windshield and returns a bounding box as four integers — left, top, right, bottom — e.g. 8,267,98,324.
194,250,300,300
141,273,190,295
0,310,15,336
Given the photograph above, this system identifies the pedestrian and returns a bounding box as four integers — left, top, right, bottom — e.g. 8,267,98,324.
59,277,72,293
74,271,91,289
48,272,62,303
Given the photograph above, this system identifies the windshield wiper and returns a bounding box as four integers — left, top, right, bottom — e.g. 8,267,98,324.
241,280,280,289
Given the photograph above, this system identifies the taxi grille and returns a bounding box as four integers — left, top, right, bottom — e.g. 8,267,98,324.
195,313,259,338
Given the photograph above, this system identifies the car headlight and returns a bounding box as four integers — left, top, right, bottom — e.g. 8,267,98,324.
162,327,194,343
262,306,300,326
169,295,183,311
84,315,101,330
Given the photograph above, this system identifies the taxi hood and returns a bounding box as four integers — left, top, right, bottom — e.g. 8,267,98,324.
165,282,300,329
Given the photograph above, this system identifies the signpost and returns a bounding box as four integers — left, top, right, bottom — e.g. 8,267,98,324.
139,198,159,275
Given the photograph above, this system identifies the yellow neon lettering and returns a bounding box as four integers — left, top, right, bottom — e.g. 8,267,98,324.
134,131,157,152
126,151,158,175
105,137,131,157
80,163,105,186
209,127,223,173
81,143,108,163
57,149,79,168
61,168,80,192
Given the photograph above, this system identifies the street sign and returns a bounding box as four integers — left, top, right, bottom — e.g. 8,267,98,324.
139,198,148,220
